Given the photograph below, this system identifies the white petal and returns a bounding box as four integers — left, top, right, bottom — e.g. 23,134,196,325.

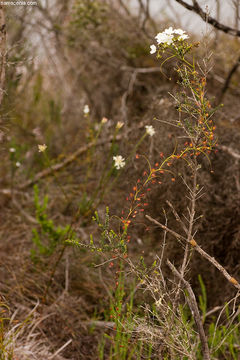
150,44,156,54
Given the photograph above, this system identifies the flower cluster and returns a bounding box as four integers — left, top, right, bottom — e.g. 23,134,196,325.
150,27,189,53
113,155,125,170
83,104,90,115
38,144,47,152
116,121,124,130
101,117,108,124
145,125,155,137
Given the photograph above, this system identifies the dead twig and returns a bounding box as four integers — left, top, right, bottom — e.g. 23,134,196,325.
167,260,211,360
1,121,147,191
218,145,240,160
175,0,240,37
218,55,240,103
146,214,240,291
11,198,38,225
137,0,152,38
166,200,188,234
121,67,162,123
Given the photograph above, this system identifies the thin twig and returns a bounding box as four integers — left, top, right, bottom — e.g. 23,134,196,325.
218,55,240,103
175,0,240,37
167,260,211,360
121,67,162,123
146,214,240,291
49,339,72,359
204,306,222,319
181,156,198,277
166,200,188,234
159,209,168,268
11,198,38,225
218,145,240,160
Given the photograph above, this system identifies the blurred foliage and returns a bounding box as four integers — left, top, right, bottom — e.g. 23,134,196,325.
31,185,74,262
70,0,108,31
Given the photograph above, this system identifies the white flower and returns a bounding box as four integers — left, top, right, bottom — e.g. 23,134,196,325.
163,26,174,35
145,125,156,137
154,28,188,47
174,28,185,35
83,104,90,115
155,33,164,44
179,33,189,40
155,32,173,45
174,28,189,40
113,155,125,170
116,121,124,129
150,44,156,54
16,161,21,167
9,147,16,153
101,117,108,124
38,144,47,152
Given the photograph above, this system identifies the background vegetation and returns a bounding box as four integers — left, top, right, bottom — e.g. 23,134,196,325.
0,0,239,359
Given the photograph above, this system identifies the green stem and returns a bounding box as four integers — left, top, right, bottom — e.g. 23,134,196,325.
87,128,120,207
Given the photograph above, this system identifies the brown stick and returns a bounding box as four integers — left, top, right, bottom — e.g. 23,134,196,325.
167,260,211,360
218,145,240,160
14,121,147,190
146,214,240,291
218,55,240,103
175,0,240,37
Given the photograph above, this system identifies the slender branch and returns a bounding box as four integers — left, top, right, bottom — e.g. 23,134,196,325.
42,243,67,303
11,198,38,224
49,339,72,360
204,305,222,319
1,121,147,191
137,0,152,38
146,214,240,291
218,55,240,103
83,320,115,329
218,145,240,160
121,67,162,123
117,0,131,16
181,156,197,277
82,320,163,335
175,0,240,37
167,260,211,360
166,200,188,234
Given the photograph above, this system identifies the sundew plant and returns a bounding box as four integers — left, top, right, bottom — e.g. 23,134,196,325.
67,27,240,360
